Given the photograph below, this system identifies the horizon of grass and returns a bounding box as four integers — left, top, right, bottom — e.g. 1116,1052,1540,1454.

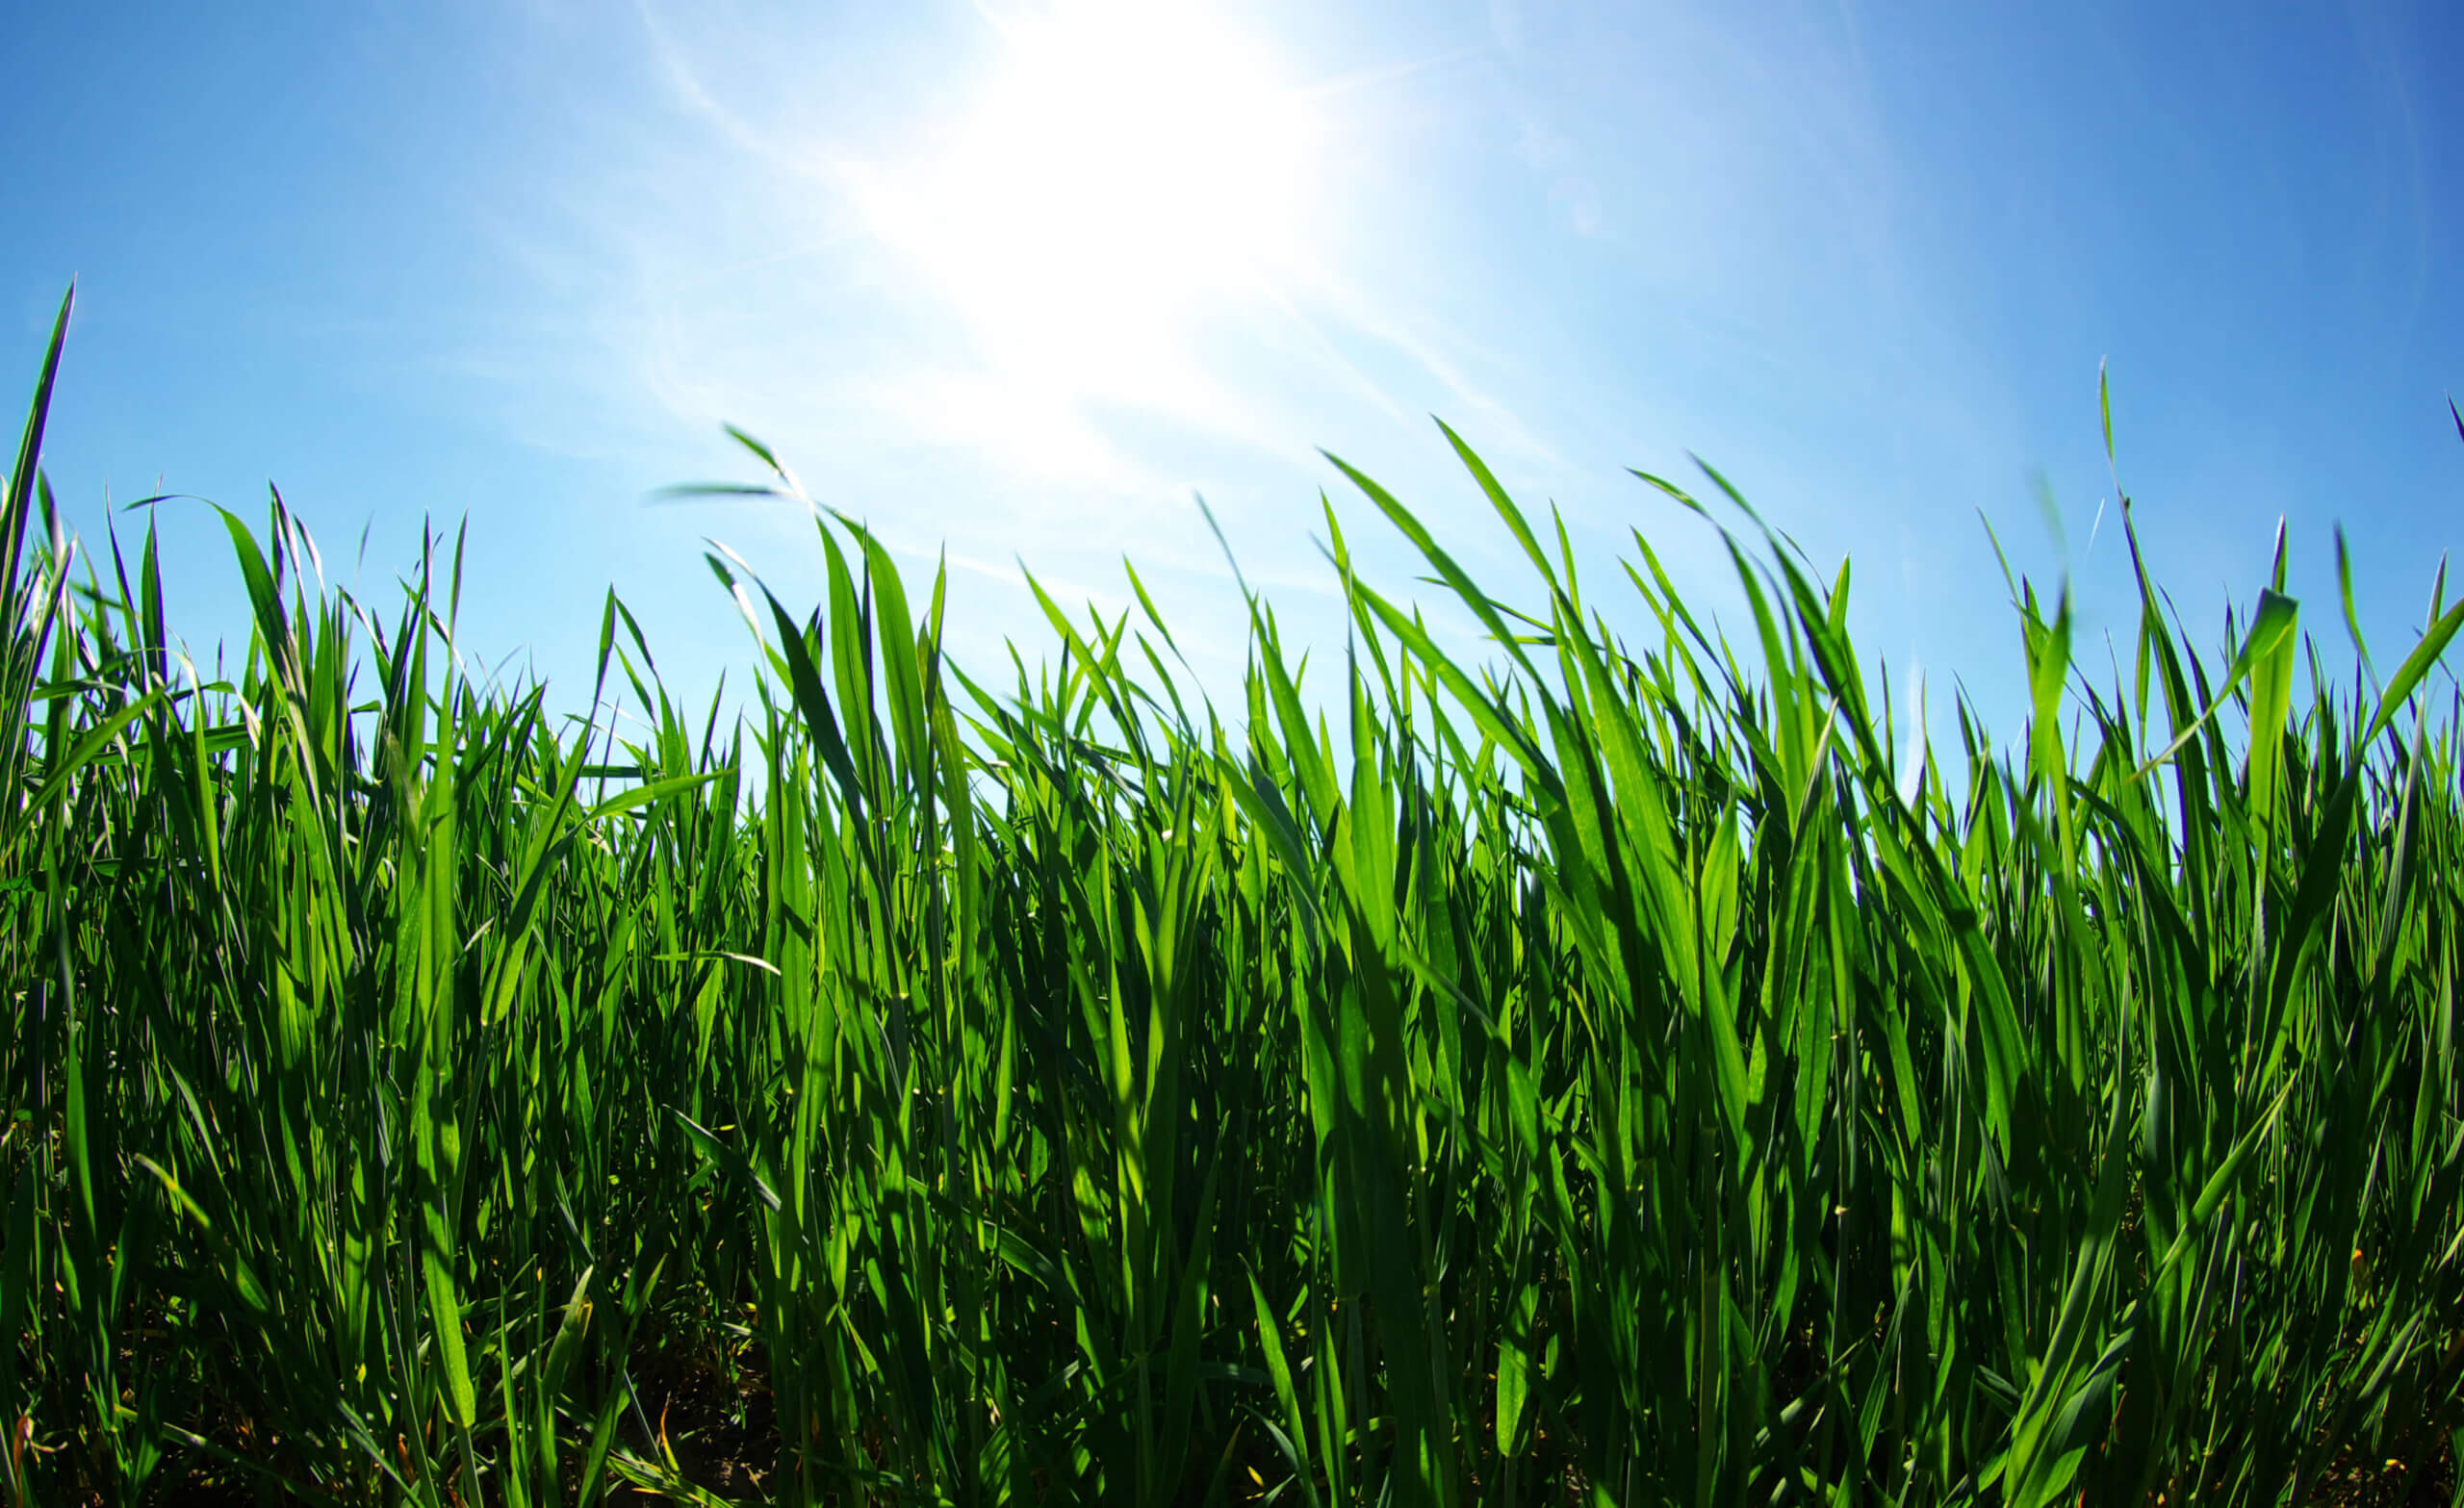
6,286,2464,1507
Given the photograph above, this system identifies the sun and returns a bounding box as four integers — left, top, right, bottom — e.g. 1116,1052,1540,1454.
854,1,1321,395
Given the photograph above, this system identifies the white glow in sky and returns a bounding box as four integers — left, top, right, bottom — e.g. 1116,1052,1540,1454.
848,0,1322,398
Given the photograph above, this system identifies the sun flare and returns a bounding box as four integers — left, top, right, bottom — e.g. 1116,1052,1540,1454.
855,1,1320,394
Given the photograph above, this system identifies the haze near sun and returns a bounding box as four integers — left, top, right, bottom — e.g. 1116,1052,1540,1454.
852,0,1323,399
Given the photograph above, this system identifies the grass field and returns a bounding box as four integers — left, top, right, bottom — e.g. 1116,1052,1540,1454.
6,288,2463,1506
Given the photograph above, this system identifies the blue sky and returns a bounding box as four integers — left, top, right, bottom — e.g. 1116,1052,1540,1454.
7,0,2457,748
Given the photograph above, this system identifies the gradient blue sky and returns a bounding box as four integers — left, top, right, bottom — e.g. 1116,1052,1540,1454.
8,0,2458,744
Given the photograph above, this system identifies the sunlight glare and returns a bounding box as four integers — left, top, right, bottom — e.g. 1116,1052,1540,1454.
855,1,1320,396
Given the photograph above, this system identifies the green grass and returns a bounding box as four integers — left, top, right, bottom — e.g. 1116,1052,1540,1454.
5,285,2463,1507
